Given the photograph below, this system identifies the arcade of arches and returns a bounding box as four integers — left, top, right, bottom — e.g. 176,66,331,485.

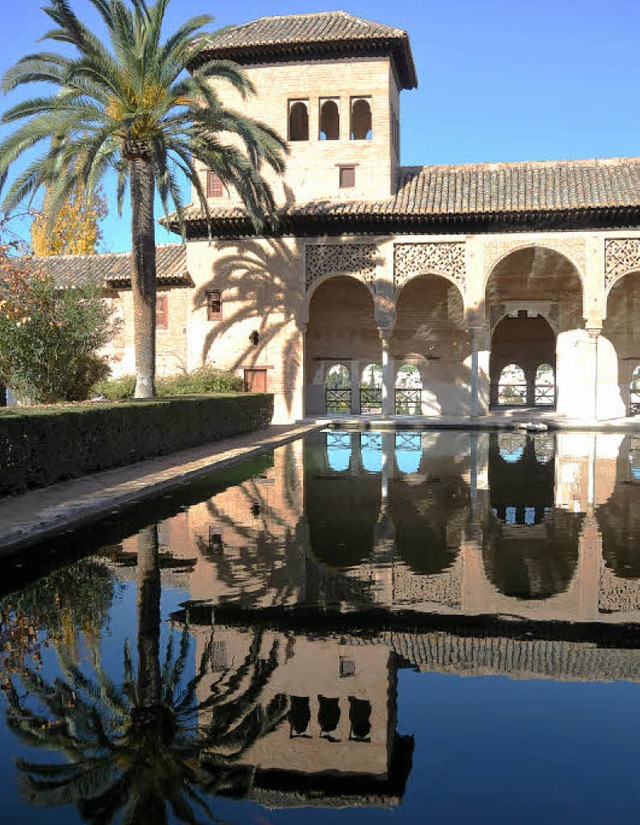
303,241,637,420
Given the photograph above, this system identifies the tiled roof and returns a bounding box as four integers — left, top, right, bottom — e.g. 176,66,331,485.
172,156,640,234
19,244,190,288
198,12,417,89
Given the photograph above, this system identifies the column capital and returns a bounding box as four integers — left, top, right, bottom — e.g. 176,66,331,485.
586,325,603,340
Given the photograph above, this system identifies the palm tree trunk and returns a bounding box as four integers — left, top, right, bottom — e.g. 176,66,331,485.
129,157,157,399
136,525,162,708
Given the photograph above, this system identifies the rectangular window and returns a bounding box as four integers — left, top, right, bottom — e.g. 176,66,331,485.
156,294,168,330
339,165,356,189
206,289,222,320
207,171,223,198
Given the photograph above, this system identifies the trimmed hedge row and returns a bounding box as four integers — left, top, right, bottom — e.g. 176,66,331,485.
0,393,273,496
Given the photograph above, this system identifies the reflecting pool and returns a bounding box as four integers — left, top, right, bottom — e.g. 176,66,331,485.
3,429,640,823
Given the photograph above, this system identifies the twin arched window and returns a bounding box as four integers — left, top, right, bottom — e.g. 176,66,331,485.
288,97,373,142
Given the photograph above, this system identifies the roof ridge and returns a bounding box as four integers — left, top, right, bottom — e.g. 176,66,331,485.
399,156,640,174
27,242,184,262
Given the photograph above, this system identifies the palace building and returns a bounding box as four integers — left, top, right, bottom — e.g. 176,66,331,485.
26,11,640,423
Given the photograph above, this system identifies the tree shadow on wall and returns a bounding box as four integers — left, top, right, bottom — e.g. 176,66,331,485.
195,239,304,417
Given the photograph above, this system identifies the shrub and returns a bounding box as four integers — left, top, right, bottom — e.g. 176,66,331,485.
93,366,244,401
0,263,116,403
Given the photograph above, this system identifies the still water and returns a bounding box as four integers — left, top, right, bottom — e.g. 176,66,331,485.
2,428,640,823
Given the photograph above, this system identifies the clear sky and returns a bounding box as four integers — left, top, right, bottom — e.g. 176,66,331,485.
0,0,638,252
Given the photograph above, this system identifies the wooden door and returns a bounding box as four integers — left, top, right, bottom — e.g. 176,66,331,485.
244,369,267,393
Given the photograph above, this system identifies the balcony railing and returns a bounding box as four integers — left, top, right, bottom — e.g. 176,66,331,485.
395,388,422,415
325,388,351,413
359,387,382,414
497,383,556,407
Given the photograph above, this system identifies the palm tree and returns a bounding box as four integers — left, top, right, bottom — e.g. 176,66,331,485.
0,0,287,397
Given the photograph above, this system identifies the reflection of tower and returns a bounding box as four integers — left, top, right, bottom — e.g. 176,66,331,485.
372,431,396,604
193,623,414,808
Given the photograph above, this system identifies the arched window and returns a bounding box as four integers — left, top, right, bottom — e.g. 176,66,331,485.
325,363,350,413
534,363,555,406
319,99,339,140
395,364,422,415
350,97,372,140
630,365,640,416
497,363,526,405
288,100,309,141
360,362,382,414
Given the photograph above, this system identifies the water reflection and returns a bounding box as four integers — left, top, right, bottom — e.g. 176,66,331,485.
5,429,640,820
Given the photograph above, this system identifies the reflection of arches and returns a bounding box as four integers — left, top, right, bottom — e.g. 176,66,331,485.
498,432,526,463
288,100,309,141
490,316,556,407
305,434,380,569
485,433,582,599
483,510,581,599
603,272,640,414
360,431,382,473
350,98,372,140
326,431,352,472
599,460,640,577
395,431,422,474
389,474,468,576
319,99,339,140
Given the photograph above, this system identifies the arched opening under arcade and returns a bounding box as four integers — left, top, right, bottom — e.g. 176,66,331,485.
490,317,556,407
305,276,379,415
603,272,640,416
395,364,422,415
391,274,471,415
486,247,583,413
325,363,351,414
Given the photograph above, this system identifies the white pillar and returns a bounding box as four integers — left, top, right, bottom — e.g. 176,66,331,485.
350,358,360,414
586,327,601,421
380,331,394,416
469,326,480,418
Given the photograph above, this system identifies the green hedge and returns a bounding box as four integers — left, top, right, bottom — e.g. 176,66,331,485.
0,393,273,496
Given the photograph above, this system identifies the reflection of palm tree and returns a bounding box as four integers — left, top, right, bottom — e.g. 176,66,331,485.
4,526,288,823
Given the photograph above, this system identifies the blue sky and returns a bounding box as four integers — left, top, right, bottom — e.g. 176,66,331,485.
0,0,638,252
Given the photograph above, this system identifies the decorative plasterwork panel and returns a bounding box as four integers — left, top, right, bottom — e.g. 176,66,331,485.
604,239,640,290
394,242,466,291
305,243,378,291
483,236,587,285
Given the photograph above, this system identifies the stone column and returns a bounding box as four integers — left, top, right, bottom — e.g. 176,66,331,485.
586,326,602,421
380,329,394,416
350,358,360,414
469,326,481,418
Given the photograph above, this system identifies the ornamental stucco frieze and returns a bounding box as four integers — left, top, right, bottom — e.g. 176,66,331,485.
604,238,640,290
305,243,379,291
482,236,587,286
393,241,466,292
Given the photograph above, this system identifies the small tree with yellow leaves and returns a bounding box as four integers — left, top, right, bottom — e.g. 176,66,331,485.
31,179,107,256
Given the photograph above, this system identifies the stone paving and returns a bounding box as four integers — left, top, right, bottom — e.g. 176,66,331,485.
0,421,321,556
